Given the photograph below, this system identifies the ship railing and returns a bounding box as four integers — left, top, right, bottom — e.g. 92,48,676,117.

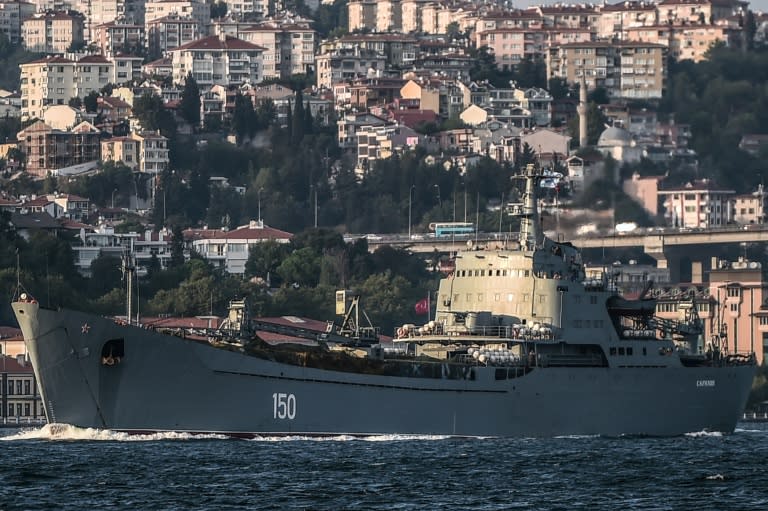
742,412,768,421
396,325,558,342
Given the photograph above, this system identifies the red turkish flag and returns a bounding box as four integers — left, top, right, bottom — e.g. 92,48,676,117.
415,297,429,315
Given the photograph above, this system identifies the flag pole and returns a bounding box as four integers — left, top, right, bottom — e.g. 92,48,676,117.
427,292,431,322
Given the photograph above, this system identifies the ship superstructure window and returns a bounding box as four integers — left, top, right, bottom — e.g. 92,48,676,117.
618,347,625,355
590,296,598,304
574,319,582,327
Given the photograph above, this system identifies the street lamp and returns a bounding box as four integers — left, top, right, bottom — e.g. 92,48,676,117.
433,184,441,207
258,187,264,222
111,188,117,209
408,184,416,239
310,185,318,228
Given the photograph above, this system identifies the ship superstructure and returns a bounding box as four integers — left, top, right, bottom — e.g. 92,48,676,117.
12,165,757,437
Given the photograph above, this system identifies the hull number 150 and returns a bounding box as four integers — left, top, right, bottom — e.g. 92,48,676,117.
272,393,297,420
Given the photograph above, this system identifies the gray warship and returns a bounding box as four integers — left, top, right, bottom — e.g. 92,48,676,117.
12,165,756,437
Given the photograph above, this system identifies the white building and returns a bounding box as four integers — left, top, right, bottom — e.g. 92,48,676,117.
185,220,292,275
169,34,265,87
658,180,736,228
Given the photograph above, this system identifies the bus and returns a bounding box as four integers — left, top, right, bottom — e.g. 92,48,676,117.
429,222,475,237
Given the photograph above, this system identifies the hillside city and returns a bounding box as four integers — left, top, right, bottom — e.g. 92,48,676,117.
3,0,768,421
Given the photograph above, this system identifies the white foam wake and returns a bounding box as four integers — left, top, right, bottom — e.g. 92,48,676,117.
685,430,724,438
248,434,455,442
0,423,229,442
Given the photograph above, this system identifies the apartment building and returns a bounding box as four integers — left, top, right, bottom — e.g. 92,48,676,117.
22,11,85,54
212,15,316,80
223,0,268,18
0,1,36,45
657,179,735,228
146,14,200,57
476,28,547,70
92,19,144,56
626,23,741,62
101,135,140,170
323,34,417,69
597,0,658,39
355,123,421,174
168,34,265,87
547,41,666,99
315,45,387,89
133,131,169,173
76,0,147,41
732,186,766,225
20,56,76,120
145,0,210,32
708,258,768,364
347,0,377,32
537,4,600,28
17,120,101,177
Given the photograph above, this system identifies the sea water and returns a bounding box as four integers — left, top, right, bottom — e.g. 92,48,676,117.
1,423,767,510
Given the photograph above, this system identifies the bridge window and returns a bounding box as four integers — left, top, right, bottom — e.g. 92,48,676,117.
610,347,617,355
574,319,582,327
590,296,597,304
627,347,633,356
585,320,591,328
618,347,625,355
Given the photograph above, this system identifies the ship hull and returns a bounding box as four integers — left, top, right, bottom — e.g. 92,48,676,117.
14,302,755,437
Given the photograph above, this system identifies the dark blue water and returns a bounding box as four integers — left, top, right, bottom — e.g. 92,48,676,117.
1,423,768,511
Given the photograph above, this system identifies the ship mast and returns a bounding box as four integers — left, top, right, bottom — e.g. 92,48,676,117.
517,163,543,251
122,252,135,326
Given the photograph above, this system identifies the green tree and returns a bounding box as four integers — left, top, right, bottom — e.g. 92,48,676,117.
169,224,185,268
84,91,99,113
276,246,321,287
180,73,201,127
244,240,289,283
210,0,227,18
88,255,123,297
232,92,255,142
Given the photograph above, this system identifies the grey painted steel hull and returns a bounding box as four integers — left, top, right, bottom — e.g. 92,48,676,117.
14,302,755,437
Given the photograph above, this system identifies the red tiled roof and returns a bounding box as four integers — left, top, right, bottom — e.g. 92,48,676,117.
25,55,74,65
0,326,22,339
0,355,33,374
184,222,293,242
78,55,111,64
